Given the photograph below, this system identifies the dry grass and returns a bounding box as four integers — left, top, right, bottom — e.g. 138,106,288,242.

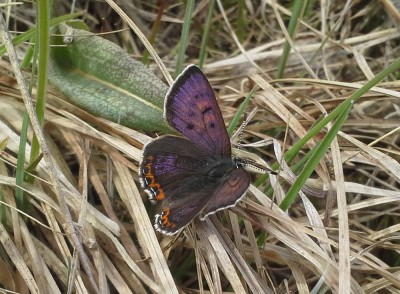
1,0,400,293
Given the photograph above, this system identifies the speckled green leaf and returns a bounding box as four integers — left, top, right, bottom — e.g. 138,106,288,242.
49,23,172,133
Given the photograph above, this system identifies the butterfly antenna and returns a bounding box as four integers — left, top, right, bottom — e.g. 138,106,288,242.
235,105,259,149
236,112,249,151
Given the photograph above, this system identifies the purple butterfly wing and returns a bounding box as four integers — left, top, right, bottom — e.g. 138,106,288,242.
154,190,212,235
200,168,250,219
165,65,231,158
152,167,250,235
140,135,207,203
140,135,214,234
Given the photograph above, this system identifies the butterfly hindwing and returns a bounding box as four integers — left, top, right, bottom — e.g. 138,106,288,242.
154,190,212,235
153,164,250,235
164,65,231,158
200,168,250,219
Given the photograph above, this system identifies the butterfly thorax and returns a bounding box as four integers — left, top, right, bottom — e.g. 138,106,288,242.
203,157,245,179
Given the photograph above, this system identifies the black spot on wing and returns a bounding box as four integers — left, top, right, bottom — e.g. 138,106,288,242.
202,106,212,115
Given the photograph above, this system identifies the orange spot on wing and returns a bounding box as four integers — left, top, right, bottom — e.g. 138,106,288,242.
142,155,166,200
161,209,177,228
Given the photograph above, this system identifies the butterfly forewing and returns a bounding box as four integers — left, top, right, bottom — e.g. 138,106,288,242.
140,136,208,202
164,65,231,158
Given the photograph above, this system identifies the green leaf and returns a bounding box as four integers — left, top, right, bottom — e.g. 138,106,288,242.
49,23,173,133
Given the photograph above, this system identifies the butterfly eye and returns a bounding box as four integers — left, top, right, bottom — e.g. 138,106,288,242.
234,158,247,169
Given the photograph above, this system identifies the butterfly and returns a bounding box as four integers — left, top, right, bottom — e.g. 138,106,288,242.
139,65,251,235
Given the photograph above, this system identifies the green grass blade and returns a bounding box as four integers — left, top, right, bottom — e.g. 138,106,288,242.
276,0,308,79
235,0,245,43
141,2,167,65
15,114,29,208
175,0,195,76
30,0,50,164
226,86,257,137
198,0,215,68
279,99,352,210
